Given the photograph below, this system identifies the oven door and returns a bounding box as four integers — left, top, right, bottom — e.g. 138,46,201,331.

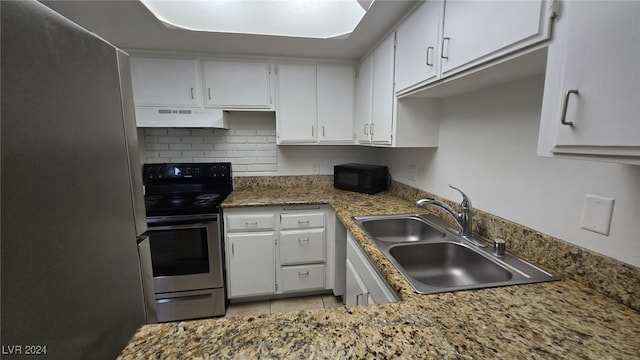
145,218,223,294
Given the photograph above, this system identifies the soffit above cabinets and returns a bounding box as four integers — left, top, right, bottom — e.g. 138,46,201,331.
40,0,419,60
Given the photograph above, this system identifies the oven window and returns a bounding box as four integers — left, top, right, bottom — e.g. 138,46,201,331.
148,228,209,276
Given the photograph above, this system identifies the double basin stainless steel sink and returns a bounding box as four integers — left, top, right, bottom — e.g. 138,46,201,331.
353,213,559,294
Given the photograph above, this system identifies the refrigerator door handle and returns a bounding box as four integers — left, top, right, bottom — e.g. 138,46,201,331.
137,236,157,324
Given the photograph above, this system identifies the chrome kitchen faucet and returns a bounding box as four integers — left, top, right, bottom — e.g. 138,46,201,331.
416,185,487,247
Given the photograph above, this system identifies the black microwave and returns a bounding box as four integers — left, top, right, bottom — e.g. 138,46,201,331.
334,163,389,195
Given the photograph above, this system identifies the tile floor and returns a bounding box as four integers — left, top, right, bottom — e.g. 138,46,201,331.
224,294,344,318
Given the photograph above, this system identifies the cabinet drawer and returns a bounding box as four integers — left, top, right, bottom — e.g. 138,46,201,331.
279,229,325,265
225,214,275,231
280,264,325,293
280,212,325,229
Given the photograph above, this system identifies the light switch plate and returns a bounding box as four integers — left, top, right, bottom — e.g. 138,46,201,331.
580,194,615,236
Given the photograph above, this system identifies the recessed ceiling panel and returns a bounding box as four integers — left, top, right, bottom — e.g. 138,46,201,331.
140,0,367,39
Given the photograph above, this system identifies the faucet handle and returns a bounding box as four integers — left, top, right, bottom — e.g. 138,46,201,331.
449,185,472,210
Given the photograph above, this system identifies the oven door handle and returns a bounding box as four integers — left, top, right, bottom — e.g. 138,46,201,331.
148,220,217,231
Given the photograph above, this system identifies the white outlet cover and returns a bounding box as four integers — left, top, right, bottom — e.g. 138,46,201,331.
580,195,615,236
407,164,417,181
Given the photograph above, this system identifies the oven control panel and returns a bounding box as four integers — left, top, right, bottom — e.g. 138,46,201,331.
143,163,232,182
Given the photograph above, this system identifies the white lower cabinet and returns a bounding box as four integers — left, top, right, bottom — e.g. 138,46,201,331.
345,258,369,306
226,232,276,298
224,206,332,299
345,233,398,305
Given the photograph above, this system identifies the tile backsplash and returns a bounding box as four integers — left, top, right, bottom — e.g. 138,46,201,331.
141,127,277,176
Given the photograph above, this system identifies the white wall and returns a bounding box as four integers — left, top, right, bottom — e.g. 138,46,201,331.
137,111,378,176
380,75,640,267
140,112,278,175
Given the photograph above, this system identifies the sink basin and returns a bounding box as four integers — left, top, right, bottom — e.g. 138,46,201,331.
353,213,559,294
360,216,446,243
389,242,512,287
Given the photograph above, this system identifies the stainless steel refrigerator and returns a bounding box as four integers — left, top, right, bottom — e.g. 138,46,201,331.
2,1,149,358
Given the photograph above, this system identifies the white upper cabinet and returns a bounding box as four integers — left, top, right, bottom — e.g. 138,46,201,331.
440,0,552,78
317,65,355,143
394,0,553,98
538,1,640,164
276,63,318,144
276,62,356,145
202,60,273,109
357,32,441,148
130,57,201,107
394,0,444,94
355,55,374,144
370,33,396,145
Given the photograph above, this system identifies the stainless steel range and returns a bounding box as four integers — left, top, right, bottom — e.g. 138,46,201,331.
140,162,232,322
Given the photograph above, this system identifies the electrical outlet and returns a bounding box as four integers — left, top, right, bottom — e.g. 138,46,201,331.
407,164,417,182
580,194,615,236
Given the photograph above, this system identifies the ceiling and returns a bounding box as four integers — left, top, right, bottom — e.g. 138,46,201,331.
41,0,420,61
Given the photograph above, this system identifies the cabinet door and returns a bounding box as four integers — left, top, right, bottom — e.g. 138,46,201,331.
371,33,396,144
345,258,369,306
130,57,200,107
227,232,275,298
202,60,272,109
440,0,550,78
544,1,640,158
394,0,444,94
355,55,374,144
276,63,317,144
317,65,355,143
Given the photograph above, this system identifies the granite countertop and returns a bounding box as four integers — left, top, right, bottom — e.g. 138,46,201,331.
119,185,640,359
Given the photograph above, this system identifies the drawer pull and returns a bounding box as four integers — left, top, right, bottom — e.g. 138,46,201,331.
298,271,310,277
297,220,310,226
245,221,258,227
298,237,310,244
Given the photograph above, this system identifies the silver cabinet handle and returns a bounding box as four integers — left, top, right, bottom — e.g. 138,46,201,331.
245,221,258,228
561,89,579,126
322,125,325,137
364,124,369,135
231,243,234,254
426,46,434,66
298,271,309,277
297,220,310,226
298,237,310,244
312,125,315,137
208,88,212,100
441,37,450,59
355,293,363,305
370,123,375,135
190,87,195,99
